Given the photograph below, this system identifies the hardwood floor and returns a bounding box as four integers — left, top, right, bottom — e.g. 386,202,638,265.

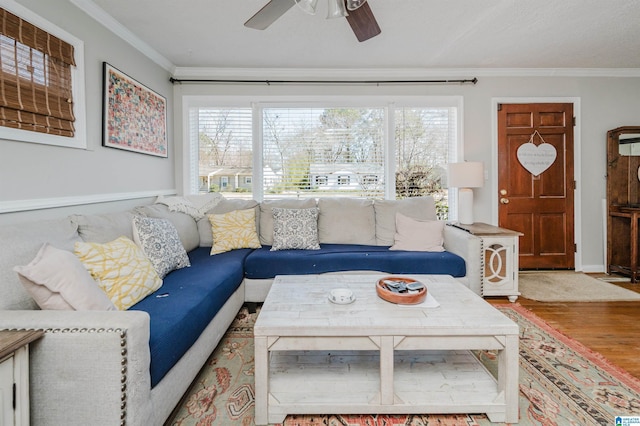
489,275,640,379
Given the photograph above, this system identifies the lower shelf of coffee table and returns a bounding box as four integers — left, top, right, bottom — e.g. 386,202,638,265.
267,349,505,421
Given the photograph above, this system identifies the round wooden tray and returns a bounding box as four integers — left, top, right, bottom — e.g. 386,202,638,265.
376,276,427,305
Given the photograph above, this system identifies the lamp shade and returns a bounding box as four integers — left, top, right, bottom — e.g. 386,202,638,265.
447,162,484,188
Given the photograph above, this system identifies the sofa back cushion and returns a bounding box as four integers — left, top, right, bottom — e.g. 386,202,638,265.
70,211,135,243
134,204,200,252
0,218,82,310
318,198,376,245
373,196,437,246
259,199,317,245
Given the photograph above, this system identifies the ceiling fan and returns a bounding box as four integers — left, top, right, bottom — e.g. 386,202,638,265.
244,0,381,42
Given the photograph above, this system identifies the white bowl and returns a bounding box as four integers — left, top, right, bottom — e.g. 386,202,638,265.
329,288,355,304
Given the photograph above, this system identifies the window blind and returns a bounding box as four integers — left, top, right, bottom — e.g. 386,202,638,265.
0,8,76,137
191,102,458,218
262,107,385,199
197,108,253,193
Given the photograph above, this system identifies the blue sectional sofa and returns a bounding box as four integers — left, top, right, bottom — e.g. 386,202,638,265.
0,195,482,426
244,244,466,280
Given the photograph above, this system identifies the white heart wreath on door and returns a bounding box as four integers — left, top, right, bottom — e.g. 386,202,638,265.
516,130,557,176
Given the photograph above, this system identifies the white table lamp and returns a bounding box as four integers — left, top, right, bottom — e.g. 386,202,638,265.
448,162,484,225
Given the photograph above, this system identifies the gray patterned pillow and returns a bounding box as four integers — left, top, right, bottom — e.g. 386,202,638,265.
271,207,320,251
132,216,190,278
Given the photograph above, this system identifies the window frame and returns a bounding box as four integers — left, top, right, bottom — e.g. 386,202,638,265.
183,95,463,203
0,0,86,149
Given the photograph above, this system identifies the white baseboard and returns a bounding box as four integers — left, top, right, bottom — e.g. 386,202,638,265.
581,264,606,273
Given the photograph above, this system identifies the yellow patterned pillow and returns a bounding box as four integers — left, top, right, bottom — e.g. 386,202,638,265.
74,236,162,310
209,208,261,255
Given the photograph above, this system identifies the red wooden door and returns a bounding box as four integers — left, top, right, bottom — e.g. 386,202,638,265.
497,103,575,269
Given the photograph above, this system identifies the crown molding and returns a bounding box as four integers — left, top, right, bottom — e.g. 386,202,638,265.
70,0,174,72
172,66,640,80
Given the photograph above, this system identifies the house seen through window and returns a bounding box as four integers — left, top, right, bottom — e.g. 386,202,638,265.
191,100,458,219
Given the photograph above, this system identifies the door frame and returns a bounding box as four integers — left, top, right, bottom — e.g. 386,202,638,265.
491,97,583,271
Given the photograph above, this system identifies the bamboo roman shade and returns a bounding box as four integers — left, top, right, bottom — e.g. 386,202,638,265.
0,8,76,137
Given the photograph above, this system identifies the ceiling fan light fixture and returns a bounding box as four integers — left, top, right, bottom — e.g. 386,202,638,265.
295,0,318,15
346,0,367,11
327,0,348,19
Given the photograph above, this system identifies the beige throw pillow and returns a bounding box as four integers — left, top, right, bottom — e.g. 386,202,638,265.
389,213,445,252
374,196,437,246
14,243,116,311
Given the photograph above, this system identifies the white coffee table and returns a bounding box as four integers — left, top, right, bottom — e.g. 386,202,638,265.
254,274,519,424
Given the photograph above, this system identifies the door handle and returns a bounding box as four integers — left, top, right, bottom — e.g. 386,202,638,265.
500,197,510,204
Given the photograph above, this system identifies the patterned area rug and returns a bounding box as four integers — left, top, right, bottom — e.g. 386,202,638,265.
166,304,640,426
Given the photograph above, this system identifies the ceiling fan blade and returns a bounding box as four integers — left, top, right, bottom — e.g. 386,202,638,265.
244,0,295,30
345,1,381,42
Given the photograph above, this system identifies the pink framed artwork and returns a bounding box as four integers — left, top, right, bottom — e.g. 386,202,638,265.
102,62,168,157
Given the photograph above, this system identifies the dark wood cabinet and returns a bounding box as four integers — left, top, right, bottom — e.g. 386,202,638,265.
607,126,640,282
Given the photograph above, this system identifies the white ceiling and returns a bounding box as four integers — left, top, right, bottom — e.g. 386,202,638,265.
85,0,640,72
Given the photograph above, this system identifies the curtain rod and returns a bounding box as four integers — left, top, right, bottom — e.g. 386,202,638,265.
169,77,478,85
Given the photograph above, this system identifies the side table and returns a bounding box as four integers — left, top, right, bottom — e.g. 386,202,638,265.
0,330,44,426
449,222,523,302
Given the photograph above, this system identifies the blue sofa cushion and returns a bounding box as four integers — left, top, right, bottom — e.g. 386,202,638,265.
130,247,251,387
243,244,466,279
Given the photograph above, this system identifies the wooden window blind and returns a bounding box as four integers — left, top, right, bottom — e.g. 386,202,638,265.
0,8,76,137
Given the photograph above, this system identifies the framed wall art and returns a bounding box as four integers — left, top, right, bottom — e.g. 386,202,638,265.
102,62,167,157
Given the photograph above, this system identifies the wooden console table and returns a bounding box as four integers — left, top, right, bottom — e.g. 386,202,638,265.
449,222,522,302
608,206,640,282
0,330,44,426
606,126,640,283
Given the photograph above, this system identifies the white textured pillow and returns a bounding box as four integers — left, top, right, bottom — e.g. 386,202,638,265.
390,213,445,252
132,216,190,278
271,207,320,251
13,243,116,311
